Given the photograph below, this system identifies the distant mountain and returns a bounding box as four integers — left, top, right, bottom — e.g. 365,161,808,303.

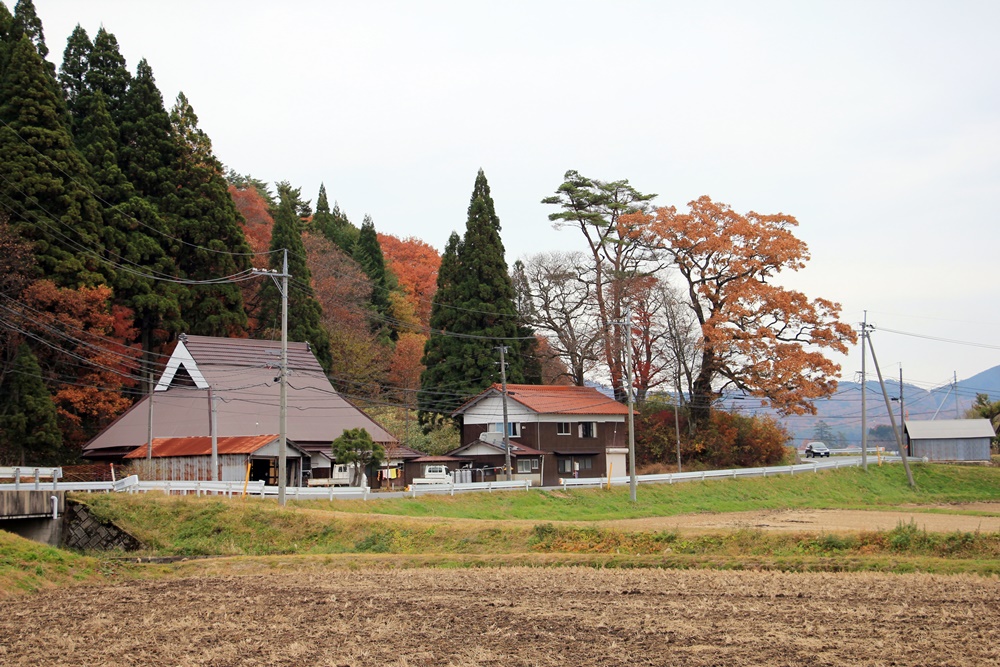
722,364,1000,447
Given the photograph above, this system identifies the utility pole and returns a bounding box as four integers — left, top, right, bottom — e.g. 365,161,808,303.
209,387,218,482
674,370,682,473
867,330,915,488
251,248,290,505
146,371,154,464
860,312,868,470
899,367,905,445
497,345,512,481
613,309,637,502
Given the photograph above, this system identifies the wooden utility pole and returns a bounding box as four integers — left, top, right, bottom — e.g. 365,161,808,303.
860,313,868,470
867,331,915,488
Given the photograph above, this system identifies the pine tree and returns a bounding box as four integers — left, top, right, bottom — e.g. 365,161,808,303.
0,35,105,287
0,343,63,465
353,214,394,340
257,189,332,371
162,91,251,336
418,169,528,421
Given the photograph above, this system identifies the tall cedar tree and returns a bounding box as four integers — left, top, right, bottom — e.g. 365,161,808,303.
0,35,105,287
257,190,333,371
84,28,130,126
353,214,394,341
0,343,63,465
419,169,526,421
117,59,177,204
313,183,358,252
74,89,182,382
57,24,89,135
162,92,251,336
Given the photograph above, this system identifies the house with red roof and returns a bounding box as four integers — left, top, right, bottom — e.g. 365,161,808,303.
450,384,629,486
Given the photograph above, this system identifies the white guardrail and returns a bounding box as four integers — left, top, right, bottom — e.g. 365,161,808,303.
556,456,899,490
1,458,900,497
407,479,532,498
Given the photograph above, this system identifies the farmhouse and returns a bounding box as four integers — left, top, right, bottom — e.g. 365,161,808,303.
124,435,310,485
904,418,995,462
83,335,397,485
451,384,629,486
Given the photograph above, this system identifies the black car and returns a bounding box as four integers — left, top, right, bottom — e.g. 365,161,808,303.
805,442,830,458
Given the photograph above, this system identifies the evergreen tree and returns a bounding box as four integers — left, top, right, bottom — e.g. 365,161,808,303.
312,183,359,252
0,343,63,465
85,27,130,125
76,90,182,381
161,91,251,336
0,35,105,287
257,189,332,371
353,214,394,339
419,169,528,421
419,231,463,420
118,58,177,202
57,24,89,134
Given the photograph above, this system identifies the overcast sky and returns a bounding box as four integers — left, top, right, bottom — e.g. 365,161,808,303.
34,0,1000,391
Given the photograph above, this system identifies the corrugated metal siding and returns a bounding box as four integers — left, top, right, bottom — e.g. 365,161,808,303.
910,438,991,461
126,454,250,481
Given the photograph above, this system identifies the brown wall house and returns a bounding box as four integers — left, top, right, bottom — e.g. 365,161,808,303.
451,385,629,487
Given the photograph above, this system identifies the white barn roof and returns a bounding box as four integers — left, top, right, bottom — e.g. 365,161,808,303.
905,419,996,440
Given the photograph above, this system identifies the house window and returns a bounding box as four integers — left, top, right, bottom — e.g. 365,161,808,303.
556,422,571,435
531,458,539,470
490,422,520,437
578,457,593,470
558,458,572,474
517,459,532,473
579,422,597,438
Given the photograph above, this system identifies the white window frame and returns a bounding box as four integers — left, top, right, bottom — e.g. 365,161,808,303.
490,422,521,437
516,459,532,473
556,422,571,435
579,422,598,438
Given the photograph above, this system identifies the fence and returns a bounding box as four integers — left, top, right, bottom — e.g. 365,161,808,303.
0,467,63,490
407,479,532,498
556,457,885,490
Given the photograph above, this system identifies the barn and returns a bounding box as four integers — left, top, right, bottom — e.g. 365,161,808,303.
124,435,310,485
904,419,995,462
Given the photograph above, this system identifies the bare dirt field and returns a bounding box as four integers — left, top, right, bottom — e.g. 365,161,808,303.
596,503,1000,534
1,566,998,666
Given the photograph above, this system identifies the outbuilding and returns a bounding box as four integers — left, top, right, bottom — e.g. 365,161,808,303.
904,419,995,462
124,434,310,485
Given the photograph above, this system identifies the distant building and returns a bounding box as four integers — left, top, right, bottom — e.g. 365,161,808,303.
904,419,995,462
451,384,629,486
83,335,397,486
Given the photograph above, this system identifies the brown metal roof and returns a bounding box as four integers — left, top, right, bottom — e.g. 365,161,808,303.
453,384,629,417
84,336,397,459
181,335,323,373
124,435,283,458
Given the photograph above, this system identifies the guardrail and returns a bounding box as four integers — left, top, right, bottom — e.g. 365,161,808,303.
407,479,532,498
0,466,63,490
558,458,870,490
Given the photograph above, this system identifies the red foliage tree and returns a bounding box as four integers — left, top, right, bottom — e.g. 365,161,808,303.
377,233,440,328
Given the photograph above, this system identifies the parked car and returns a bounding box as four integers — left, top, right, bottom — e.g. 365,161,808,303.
804,442,830,458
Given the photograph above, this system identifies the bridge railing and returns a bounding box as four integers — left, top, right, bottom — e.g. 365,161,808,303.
0,467,63,491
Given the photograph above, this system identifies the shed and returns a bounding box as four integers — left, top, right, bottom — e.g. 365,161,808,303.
124,435,309,484
904,419,995,462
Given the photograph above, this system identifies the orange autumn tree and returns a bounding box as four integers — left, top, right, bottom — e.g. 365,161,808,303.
377,233,440,328
21,281,140,449
641,196,856,429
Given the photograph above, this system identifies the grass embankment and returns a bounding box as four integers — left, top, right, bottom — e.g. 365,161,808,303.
295,461,1000,521
0,530,106,596
4,463,1000,596
66,463,1000,575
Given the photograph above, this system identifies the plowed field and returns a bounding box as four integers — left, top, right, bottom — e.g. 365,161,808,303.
1,566,997,666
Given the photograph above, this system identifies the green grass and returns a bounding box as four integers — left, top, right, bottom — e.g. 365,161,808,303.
0,529,107,595
288,462,1000,521
3,462,997,596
